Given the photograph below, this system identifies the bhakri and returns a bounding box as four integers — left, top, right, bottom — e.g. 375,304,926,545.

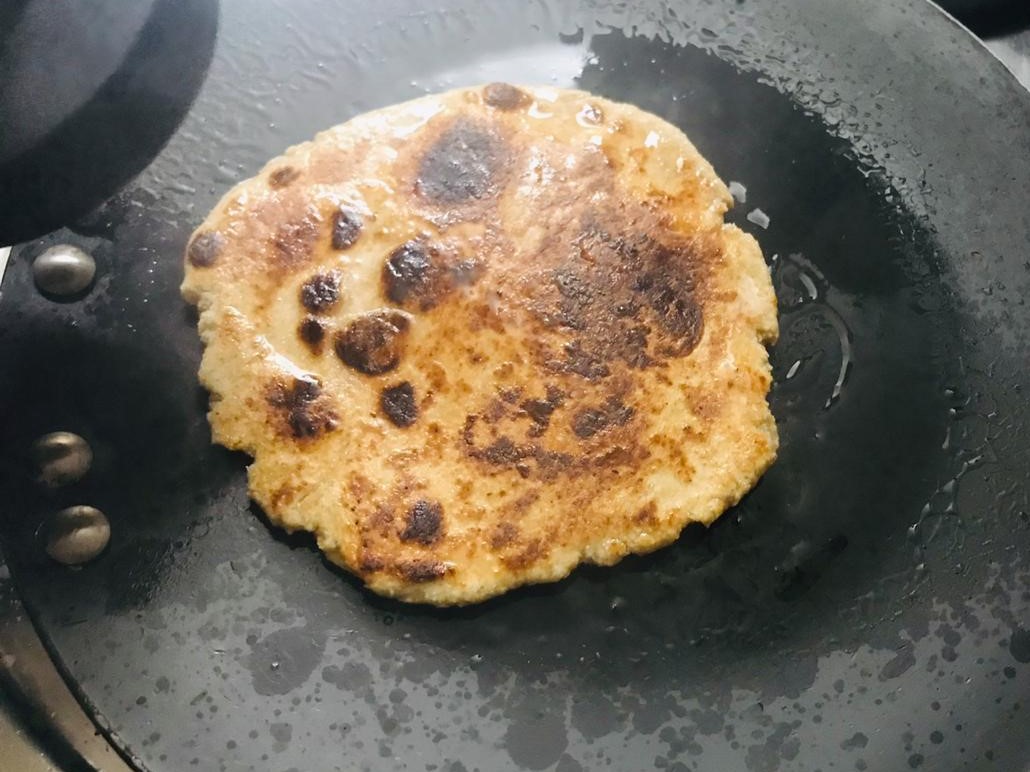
181,84,778,605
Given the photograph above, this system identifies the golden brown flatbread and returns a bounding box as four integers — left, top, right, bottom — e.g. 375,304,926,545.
181,84,778,605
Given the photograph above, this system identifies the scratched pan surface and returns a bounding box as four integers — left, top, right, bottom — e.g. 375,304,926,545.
2,1,1030,770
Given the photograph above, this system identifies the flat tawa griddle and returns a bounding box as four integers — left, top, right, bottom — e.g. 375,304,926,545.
1,1,1029,770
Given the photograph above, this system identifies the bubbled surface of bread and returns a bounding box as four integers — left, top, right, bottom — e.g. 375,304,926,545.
181,84,778,605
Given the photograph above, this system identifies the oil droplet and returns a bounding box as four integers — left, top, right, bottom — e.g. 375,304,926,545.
747,208,770,229
798,272,818,300
824,309,853,408
772,253,856,410
576,103,603,127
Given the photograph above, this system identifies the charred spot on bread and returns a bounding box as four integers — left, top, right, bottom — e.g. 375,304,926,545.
416,118,508,205
300,270,343,313
331,206,363,250
400,500,443,545
482,83,530,111
334,310,411,375
266,375,338,439
298,316,327,353
187,231,225,267
380,382,418,427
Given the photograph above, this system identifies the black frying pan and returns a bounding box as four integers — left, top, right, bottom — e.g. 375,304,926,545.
2,1,1029,770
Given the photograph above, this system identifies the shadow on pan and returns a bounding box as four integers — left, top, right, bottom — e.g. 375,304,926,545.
0,0,219,244
934,0,1030,35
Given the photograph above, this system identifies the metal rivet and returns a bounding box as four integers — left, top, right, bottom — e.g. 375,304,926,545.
32,244,96,297
31,431,93,487
45,506,110,566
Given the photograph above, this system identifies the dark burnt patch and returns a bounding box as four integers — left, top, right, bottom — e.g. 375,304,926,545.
632,269,705,356
499,386,522,404
534,449,576,477
359,552,385,573
571,396,634,439
472,434,522,466
267,375,338,440
383,241,437,309
490,522,519,549
297,316,327,353
483,397,509,424
331,207,363,250
398,560,449,583
268,165,301,188
462,416,574,480
300,270,342,313
520,385,565,429
291,409,332,439
482,83,530,111
187,231,225,267
416,118,508,205
547,339,613,380
383,239,477,310
400,500,443,545
380,382,418,427
272,213,320,266
334,309,411,375
536,218,706,377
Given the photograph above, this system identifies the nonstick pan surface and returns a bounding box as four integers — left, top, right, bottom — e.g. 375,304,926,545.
1,1,1029,770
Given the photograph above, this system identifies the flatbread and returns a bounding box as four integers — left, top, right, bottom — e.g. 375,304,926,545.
181,84,778,605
